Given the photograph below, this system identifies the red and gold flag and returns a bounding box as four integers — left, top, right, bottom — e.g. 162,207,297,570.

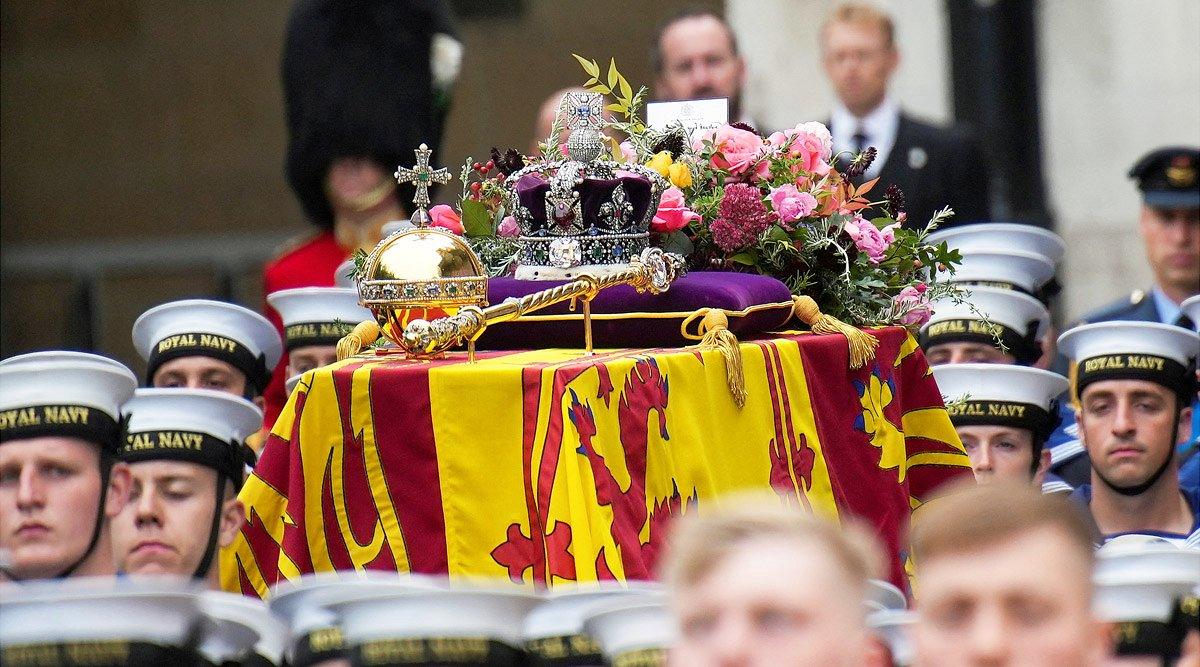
223,327,968,597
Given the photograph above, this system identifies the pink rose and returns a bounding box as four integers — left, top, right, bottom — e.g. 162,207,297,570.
894,283,932,327
843,214,898,264
619,141,637,163
497,215,520,238
768,122,833,175
428,204,464,234
695,125,770,182
651,186,701,234
768,184,818,225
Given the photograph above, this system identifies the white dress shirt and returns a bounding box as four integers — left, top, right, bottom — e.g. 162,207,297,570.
831,97,900,180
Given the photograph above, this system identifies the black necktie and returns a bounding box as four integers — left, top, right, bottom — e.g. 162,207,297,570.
851,128,868,156
1175,313,1196,331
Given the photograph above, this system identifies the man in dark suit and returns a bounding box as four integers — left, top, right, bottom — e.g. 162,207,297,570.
1077,147,1200,328
821,4,990,229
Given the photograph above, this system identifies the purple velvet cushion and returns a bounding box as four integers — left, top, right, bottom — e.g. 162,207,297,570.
476,272,794,349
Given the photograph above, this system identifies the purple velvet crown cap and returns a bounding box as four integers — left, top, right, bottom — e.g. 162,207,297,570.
515,171,654,234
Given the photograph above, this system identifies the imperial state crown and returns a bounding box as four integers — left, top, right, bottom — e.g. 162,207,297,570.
505,92,669,280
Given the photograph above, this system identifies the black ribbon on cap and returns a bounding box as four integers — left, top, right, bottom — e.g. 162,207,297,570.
120,429,246,490
945,399,1061,445
920,318,1042,365
1075,353,1197,404
0,404,122,453
284,321,355,351
145,333,270,394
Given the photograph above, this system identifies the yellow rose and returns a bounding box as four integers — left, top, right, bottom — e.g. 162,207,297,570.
667,161,693,188
645,151,673,177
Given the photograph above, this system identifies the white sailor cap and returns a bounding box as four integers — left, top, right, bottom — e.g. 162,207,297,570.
523,582,666,663
334,258,359,288
934,364,1068,441
1181,294,1200,331
1094,540,1200,658
329,585,541,665
0,577,201,663
921,286,1051,364
582,599,676,665
868,609,916,667
266,287,372,352
132,299,282,394
268,571,442,665
1057,321,1199,401
864,579,907,613
198,591,287,667
928,223,1065,266
938,248,1057,295
0,353,137,453
120,388,262,487
0,350,127,370
285,374,304,396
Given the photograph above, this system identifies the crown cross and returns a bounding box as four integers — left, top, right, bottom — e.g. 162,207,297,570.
561,92,604,131
394,143,451,219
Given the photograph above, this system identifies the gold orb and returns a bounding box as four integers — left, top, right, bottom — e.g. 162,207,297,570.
357,226,488,347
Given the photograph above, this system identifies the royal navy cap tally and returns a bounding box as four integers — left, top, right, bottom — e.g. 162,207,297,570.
0,577,201,666
938,247,1057,295
1094,539,1200,658
1181,294,1200,332
928,223,1065,266
0,354,137,452
120,388,262,489
266,287,372,352
1058,321,1199,401
582,599,676,666
921,286,1050,365
867,609,916,667
198,591,287,667
132,299,282,394
1129,146,1200,209
933,364,1068,441
330,586,541,666
334,258,359,289
523,583,666,665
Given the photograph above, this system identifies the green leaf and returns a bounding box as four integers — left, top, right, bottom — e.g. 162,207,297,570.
460,199,493,238
606,103,626,113
618,74,633,102
659,231,695,256
573,54,600,78
589,83,612,95
729,251,757,265
585,77,598,87
607,58,619,89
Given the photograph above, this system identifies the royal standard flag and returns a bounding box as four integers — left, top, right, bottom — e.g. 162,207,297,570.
223,327,968,596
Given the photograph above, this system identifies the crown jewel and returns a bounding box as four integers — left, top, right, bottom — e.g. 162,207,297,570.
506,92,668,280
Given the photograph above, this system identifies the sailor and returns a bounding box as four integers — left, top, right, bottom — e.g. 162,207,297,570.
0,578,202,665
265,286,373,379
132,299,281,408
1058,321,1200,547
109,388,261,587
933,364,1069,492
0,353,136,581
1093,538,1200,663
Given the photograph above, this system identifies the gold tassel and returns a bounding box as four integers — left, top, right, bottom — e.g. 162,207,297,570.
336,320,381,361
792,296,878,369
696,309,748,409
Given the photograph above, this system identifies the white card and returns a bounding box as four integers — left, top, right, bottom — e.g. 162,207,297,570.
646,98,729,138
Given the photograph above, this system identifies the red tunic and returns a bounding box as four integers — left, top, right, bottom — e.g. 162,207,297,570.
261,230,350,428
